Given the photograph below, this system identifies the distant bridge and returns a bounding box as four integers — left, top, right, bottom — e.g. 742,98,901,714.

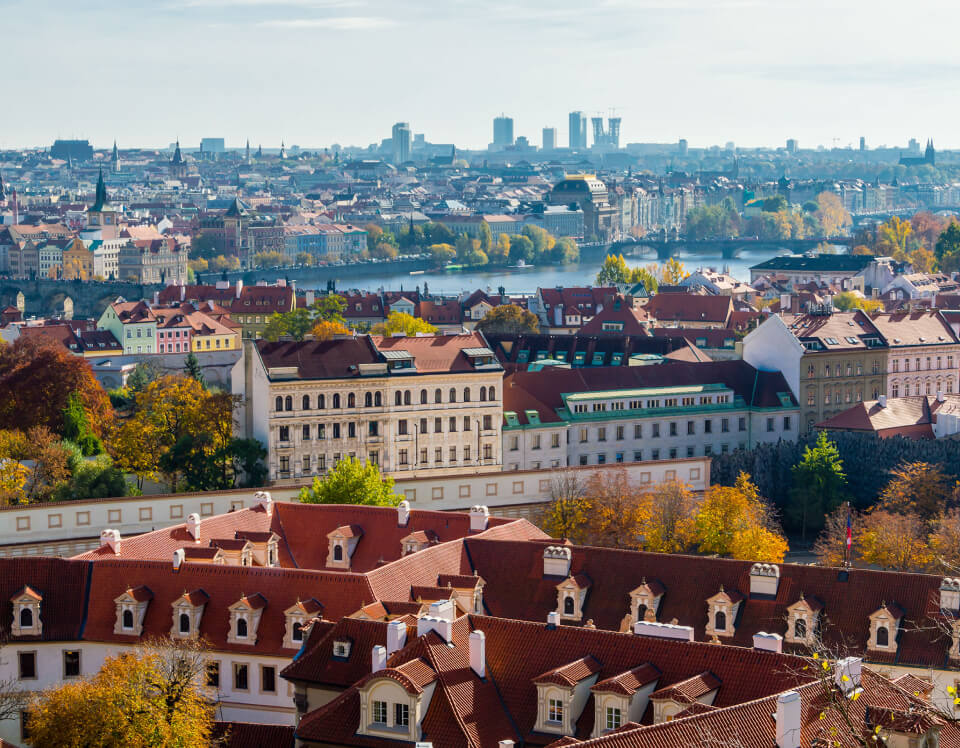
609,237,854,260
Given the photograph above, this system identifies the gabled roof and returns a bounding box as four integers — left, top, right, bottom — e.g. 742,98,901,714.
592,664,659,695
534,655,602,687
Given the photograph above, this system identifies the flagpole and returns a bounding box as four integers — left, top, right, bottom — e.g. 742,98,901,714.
844,501,852,568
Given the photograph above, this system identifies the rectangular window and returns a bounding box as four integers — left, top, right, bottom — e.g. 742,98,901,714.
634,424,642,438
435,447,442,463
398,420,408,435
669,447,677,459
484,444,493,460
395,702,410,727
63,650,80,678
721,418,729,433
483,414,493,430
597,453,606,464
739,416,746,431
261,665,276,693
369,421,379,436
464,416,471,431
652,423,660,438
703,420,712,434
687,446,695,457
449,417,457,432
372,700,388,725
615,425,624,440
597,427,607,442
579,427,588,443
464,445,471,461
450,446,457,462
278,426,289,442
399,449,409,466
548,698,564,723
435,417,442,432
606,706,622,731
368,451,378,466
634,450,642,461
420,448,428,464
552,432,561,448
279,456,289,474
669,422,677,437
234,663,249,691
767,417,775,432
783,416,791,431
319,454,327,471
348,422,356,438
420,418,427,434
687,420,695,435
207,661,220,688
302,424,310,440
651,448,660,460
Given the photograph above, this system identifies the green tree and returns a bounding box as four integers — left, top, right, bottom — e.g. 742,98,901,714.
183,353,206,388
313,294,347,325
297,457,402,506
762,194,788,212
371,311,438,337
52,453,129,502
476,305,540,335
428,243,456,264
551,237,579,264
936,222,960,274
62,392,103,456
629,265,659,294
295,251,314,266
253,250,285,268
596,254,631,285
509,235,534,263
789,431,847,542
478,221,492,252
228,438,268,488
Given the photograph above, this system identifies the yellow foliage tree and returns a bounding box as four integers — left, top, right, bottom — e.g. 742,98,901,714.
858,509,933,572
582,468,648,549
310,319,352,341
371,311,438,337
661,257,689,285
814,192,852,237
729,526,788,563
876,216,913,260
0,457,28,505
637,480,697,553
693,473,787,560
26,640,214,748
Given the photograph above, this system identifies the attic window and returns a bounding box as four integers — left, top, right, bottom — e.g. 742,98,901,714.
333,640,351,658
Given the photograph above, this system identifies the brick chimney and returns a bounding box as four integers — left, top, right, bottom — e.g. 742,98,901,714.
372,645,386,673
469,505,489,532
186,513,201,541
386,620,406,657
470,630,486,678
775,691,801,748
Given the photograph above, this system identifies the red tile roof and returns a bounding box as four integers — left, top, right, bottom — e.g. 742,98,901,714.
644,294,733,325
0,558,89,641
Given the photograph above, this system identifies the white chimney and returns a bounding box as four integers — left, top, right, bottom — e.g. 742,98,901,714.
469,505,489,532
254,491,273,517
305,290,315,306
397,500,411,526
470,630,486,678
878,394,887,408
775,691,801,748
100,529,121,555
753,632,783,653
186,513,201,541
834,657,862,696
180,284,186,302
633,620,695,641
173,548,185,571
387,620,407,656
153,290,159,305
543,545,572,577
372,645,387,673
417,616,453,643
235,279,243,299
941,578,960,612
547,611,560,628
749,563,780,596
428,599,455,623
938,390,946,403
499,742,515,747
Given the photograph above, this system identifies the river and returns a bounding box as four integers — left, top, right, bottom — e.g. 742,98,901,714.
295,246,795,296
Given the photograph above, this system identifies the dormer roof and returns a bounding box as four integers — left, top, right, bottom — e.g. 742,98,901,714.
13,585,42,602
181,547,222,561
117,585,153,603
232,593,267,611
557,573,591,591
286,598,323,616
708,587,745,605
176,589,210,606
210,538,253,552
437,574,483,590
329,524,363,540
533,655,602,687
788,593,824,613
402,529,440,545
591,663,659,695
630,579,666,598
873,602,905,620
359,656,436,694
650,671,721,704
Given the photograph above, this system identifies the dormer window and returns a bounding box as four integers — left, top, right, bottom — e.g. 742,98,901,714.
227,594,266,646
333,640,351,658
556,574,591,622
786,594,822,647
114,586,152,636
7,588,42,641
627,579,665,628
868,603,903,652
533,656,601,735
705,586,744,638
283,598,322,649
334,545,343,561
179,613,191,634
170,590,209,639
327,525,363,570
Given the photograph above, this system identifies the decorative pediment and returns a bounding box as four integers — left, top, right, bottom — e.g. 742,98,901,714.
533,656,602,735
628,578,665,624
705,586,743,638
867,602,903,652
327,525,363,569
11,586,42,637
171,589,209,639
401,529,439,555
234,530,281,566
283,598,323,649
113,585,152,636
785,593,823,646
227,593,267,645
556,574,591,621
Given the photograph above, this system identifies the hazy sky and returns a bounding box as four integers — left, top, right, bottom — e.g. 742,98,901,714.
5,0,959,151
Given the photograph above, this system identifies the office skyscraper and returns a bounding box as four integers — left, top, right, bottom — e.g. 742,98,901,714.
493,115,514,147
542,127,557,150
568,111,587,149
391,122,411,164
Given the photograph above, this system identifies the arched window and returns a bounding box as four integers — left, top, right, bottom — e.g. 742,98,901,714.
404,390,411,406
374,392,382,406
284,395,293,411
714,610,726,631
333,393,341,409
564,596,575,615
488,386,496,401
334,544,343,561
480,388,487,402
318,393,325,409
302,395,310,410
348,393,356,408
395,391,402,406
19,607,33,628
420,389,428,404
237,617,248,638
275,396,283,412
449,388,457,403
794,617,806,639
364,392,372,407
435,389,442,404
122,609,134,629
179,612,190,634
464,387,471,402
876,626,888,647
636,603,647,622
292,621,303,641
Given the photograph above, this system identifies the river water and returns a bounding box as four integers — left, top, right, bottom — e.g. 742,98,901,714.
299,246,787,296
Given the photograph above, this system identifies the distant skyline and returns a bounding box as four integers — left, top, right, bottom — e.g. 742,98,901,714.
4,0,960,151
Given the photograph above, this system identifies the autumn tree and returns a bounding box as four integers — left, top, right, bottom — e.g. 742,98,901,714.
541,470,590,543
693,473,787,562
0,336,112,440
935,222,960,274
581,468,647,548
62,392,103,456
661,257,689,285
637,480,697,553
595,254,632,285
875,461,954,520
858,509,933,571
253,250,285,267
371,311,437,337
875,215,914,260
812,505,860,567
789,432,846,541
478,220,493,252
310,319,352,340
0,458,28,505
298,457,401,506
264,294,348,342
475,305,540,335
0,427,71,502
814,192,852,237
428,243,456,265
26,638,215,748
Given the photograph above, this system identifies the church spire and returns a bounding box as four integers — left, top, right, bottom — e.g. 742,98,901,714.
0,171,5,203
111,140,120,173
91,166,109,212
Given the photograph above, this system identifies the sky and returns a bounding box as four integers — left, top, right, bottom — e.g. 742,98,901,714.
4,0,960,151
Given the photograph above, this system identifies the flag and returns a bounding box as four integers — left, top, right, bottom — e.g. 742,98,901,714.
846,511,852,549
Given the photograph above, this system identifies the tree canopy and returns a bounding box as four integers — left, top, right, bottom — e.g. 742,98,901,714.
297,457,402,506
475,305,539,335
371,311,437,337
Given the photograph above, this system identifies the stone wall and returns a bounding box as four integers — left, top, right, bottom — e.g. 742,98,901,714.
0,278,164,319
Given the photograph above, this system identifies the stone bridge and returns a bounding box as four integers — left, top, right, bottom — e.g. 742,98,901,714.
610,236,854,260
0,279,163,319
